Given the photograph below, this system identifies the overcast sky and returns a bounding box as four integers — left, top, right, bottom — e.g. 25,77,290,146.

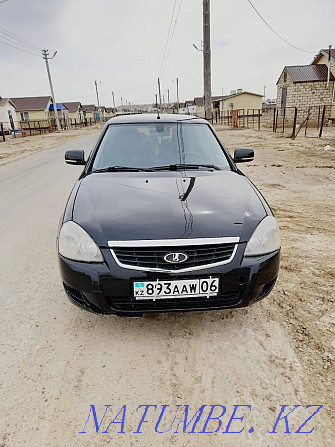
0,0,334,107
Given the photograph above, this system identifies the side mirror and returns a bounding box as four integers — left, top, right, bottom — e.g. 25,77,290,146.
233,147,254,163
65,150,86,165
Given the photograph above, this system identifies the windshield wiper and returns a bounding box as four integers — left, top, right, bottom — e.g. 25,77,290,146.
91,166,154,173
151,164,222,171
90,164,222,173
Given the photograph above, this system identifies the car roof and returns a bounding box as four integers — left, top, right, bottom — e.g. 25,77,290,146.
105,113,208,125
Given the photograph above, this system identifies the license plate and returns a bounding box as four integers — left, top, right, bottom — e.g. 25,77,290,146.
133,278,219,300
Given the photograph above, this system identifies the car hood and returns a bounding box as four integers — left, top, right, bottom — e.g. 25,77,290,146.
72,171,267,246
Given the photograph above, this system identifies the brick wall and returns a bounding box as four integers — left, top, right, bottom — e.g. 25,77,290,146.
276,69,334,121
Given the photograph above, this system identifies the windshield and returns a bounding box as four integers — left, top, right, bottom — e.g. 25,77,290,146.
91,122,230,171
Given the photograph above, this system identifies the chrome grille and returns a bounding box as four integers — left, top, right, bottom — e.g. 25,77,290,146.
108,238,239,272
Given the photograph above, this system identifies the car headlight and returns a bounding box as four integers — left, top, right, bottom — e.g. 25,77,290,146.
244,216,281,256
58,221,104,262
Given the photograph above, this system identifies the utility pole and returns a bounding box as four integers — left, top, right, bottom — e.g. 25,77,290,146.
112,91,116,114
263,85,266,100
94,80,101,121
94,80,101,107
158,78,162,111
42,49,60,132
176,79,179,111
203,0,212,120
172,78,179,112
167,88,170,107
121,97,124,114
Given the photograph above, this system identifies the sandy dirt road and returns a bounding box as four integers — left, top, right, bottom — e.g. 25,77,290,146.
0,125,334,447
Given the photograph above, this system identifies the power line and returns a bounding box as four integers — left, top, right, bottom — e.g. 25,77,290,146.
0,31,41,53
0,25,97,88
0,24,43,57
0,38,40,57
0,29,40,50
211,0,249,44
0,25,41,50
0,22,157,105
160,0,183,78
51,61,70,75
211,0,244,41
246,0,314,54
0,25,79,74
53,58,71,70
44,53,100,86
158,0,178,77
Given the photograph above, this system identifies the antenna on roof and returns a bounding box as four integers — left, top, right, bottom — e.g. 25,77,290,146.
155,93,160,119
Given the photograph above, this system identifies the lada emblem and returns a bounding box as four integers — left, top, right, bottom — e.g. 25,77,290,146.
163,252,188,264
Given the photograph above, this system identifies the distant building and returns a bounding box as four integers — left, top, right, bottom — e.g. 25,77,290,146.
262,99,276,113
194,97,205,117
82,104,97,122
177,100,195,115
49,103,69,121
105,107,116,118
218,91,262,113
98,106,106,121
177,101,197,115
193,91,262,118
62,102,83,122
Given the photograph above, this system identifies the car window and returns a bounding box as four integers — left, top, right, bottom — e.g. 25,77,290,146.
91,123,230,170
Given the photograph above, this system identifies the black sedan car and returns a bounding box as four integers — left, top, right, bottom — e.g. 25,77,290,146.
58,114,280,317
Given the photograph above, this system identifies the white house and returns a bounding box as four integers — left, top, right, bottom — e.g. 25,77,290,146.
0,97,18,130
178,100,197,115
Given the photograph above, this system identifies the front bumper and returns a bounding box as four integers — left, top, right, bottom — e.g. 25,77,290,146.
58,245,280,317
